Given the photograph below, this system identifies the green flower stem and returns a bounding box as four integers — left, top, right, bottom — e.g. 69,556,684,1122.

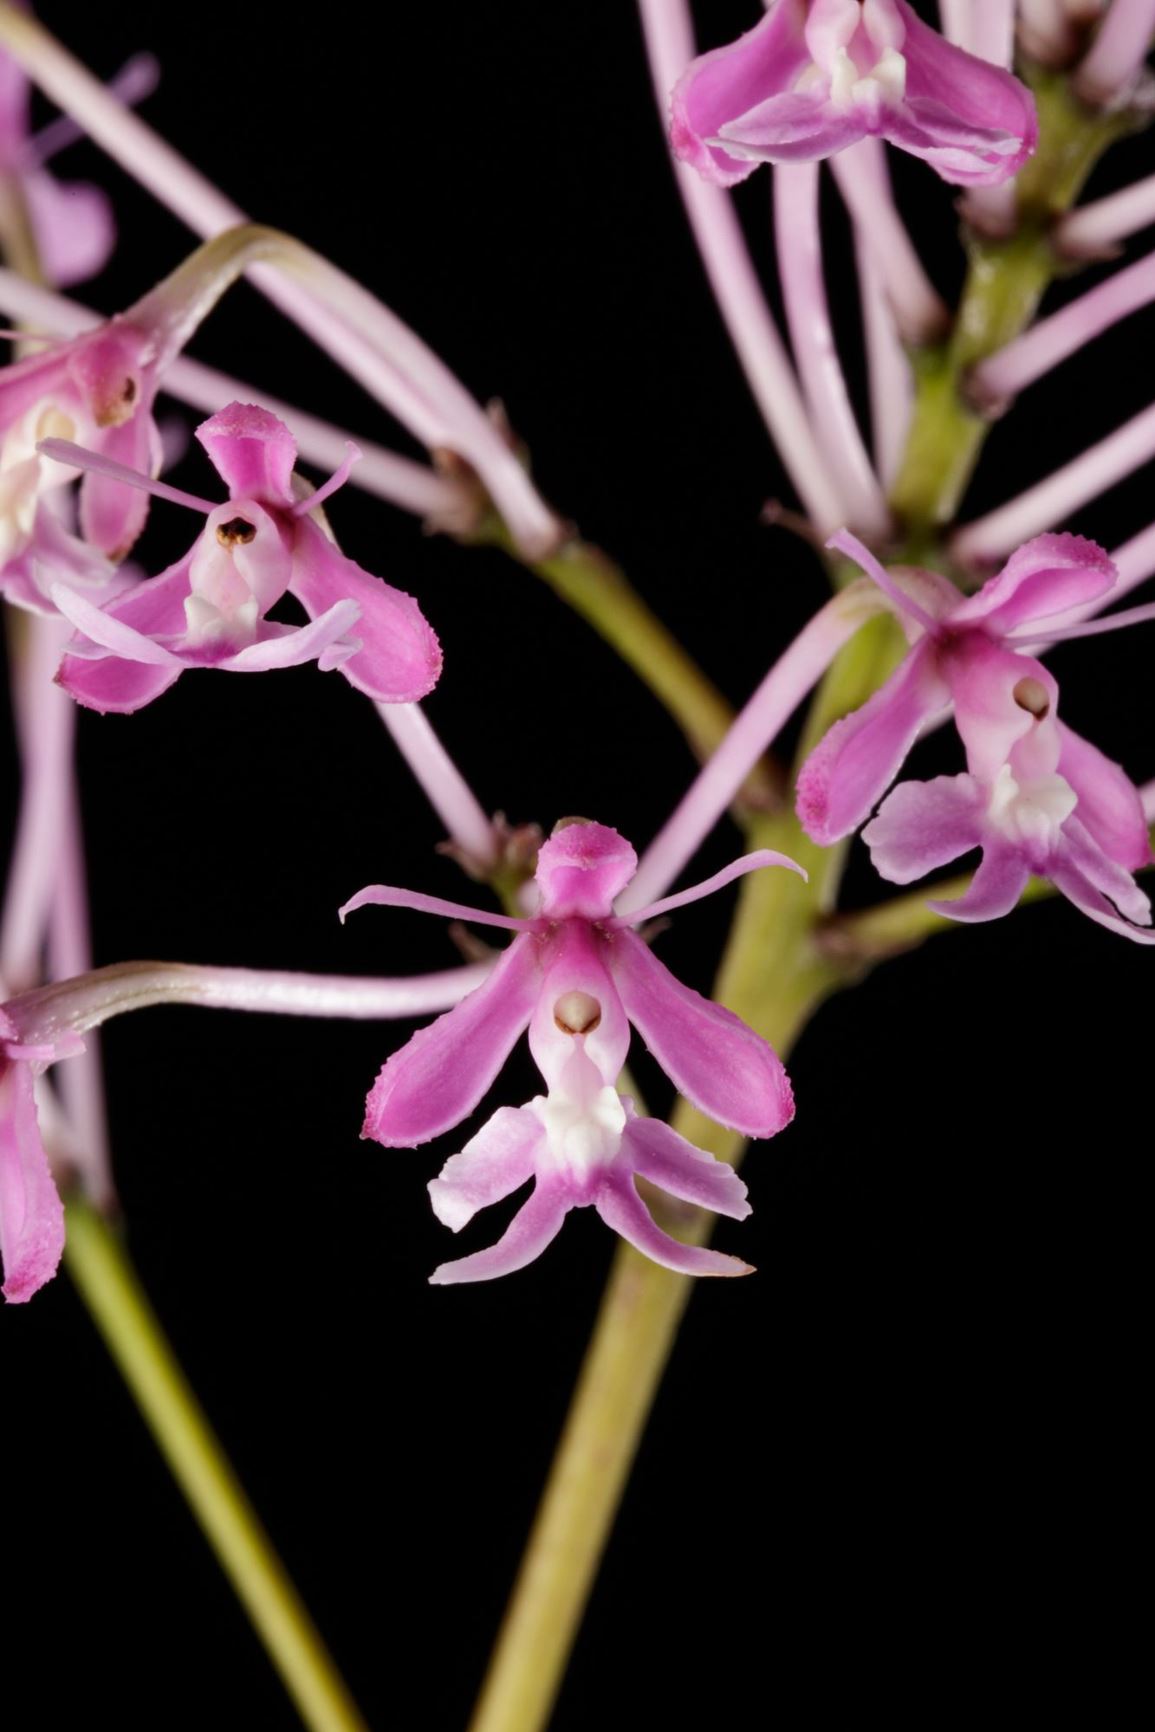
469,71,1143,1732
495,527,780,813
64,1198,368,1732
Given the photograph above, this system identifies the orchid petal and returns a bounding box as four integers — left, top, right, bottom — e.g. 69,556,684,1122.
946,639,1059,785
78,410,164,561
1049,857,1155,945
23,170,116,289
51,583,183,665
894,0,1037,185
862,773,985,882
670,0,812,186
1057,817,1152,927
826,530,939,633
536,821,638,920
715,94,865,162
611,930,793,1138
427,1105,543,1231
0,1062,65,1304
339,883,533,932
952,533,1117,633
618,848,806,928
218,599,361,672
594,1175,752,1277
527,925,631,1095
429,1181,569,1285
927,843,1030,922
289,519,441,703
363,935,540,1146
796,638,948,844
624,1115,751,1221
1058,723,1152,874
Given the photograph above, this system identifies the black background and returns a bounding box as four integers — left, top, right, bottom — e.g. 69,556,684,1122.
3,4,1150,1727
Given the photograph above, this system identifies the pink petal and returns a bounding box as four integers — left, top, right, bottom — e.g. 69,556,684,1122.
927,842,1030,922
289,520,441,703
594,1175,752,1277
56,651,183,714
670,0,811,186
1049,856,1155,945
535,820,638,919
795,639,948,844
610,929,793,1138
363,936,540,1147
527,925,631,1093
23,170,116,289
98,558,195,637
79,410,164,561
894,0,1037,186
624,1115,750,1221
1058,723,1152,874
619,848,806,928
340,882,532,933
195,402,297,503
428,1105,543,1230
51,582,183,666
716,92,865,162
952,534,1117,635
429,1181,569,1285
945,637,1059,786
862,774,985,882
1057,817,1152,927
218,599,361,672
0,1059,65,1304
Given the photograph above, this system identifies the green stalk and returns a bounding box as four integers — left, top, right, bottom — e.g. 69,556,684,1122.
65,1200,369,1732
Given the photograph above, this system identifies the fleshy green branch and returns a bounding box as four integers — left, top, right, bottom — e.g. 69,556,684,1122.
64,1199,369,1732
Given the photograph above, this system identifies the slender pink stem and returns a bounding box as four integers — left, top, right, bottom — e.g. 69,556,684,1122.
0,269,474,525
29,50,160,166
972,245,1155,405
853,225,912,490
1140,777,1155,821
636,0,846,533
6,960,494,1047
0,613,74,993
620,585,883,913
952,400,1155,564
774,162,891,539
1019,0,1082,64
830,141,948,345
376,703,498,870
1074,0,1155,103
1057,172,1155,255
0,9,560,556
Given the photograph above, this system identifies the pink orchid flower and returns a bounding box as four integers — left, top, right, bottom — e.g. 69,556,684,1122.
342,820,804,1282
48,402,443,714
797,530,1154,940
0,1007,81,1304
671,0,1037,188
0,316,164,603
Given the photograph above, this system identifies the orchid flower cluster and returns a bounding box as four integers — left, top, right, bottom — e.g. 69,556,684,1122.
2,0,1155,1720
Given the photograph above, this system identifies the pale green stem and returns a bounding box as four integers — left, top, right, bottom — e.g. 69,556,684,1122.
469,67,1136,1732
64,1199,368,1732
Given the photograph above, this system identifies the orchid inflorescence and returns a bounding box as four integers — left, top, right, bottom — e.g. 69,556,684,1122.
2,0,1154,1720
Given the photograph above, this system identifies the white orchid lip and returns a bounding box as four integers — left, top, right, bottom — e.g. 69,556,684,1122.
553,991,602,1035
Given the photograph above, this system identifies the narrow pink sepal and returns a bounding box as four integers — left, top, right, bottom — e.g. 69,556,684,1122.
795,639,948,844
624,1114,751,1221
619,848,806,928
893,0,1038,186
1049,856,1155,945
0,1052,65,1305
51,582,182,665
1058,817,1152,927
861,774,984,882
217,600,361,672
536,821,638,919
1057,723,1152,873
363,936,540,1147
78,413,164,561
595,1176,753,1277
429,1181,569,1284
56,651,183,714
289,520,442,703
339,883,532,932
610,929,793,1138
427,1106,542,1231
670,0,810,187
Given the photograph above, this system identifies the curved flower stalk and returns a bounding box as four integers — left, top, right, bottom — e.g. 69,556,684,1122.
796,531,1154,938
344,821,804,1281
47,402,442,713
671,0,1037,188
